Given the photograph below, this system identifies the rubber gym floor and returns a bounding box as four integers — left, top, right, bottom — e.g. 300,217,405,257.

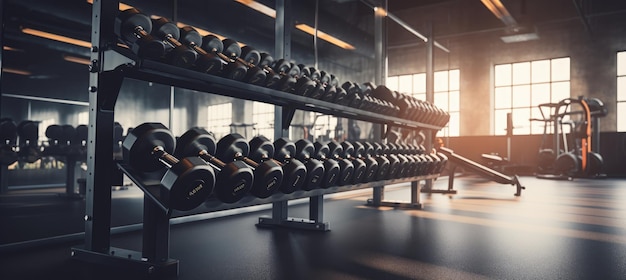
1,175,625,280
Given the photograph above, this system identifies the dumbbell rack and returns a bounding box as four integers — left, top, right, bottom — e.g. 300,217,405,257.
72,0,444,277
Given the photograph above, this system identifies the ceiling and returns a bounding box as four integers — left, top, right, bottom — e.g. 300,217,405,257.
2,0,626,78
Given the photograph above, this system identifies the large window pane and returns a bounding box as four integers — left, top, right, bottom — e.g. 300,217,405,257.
495,87,512,109
386,76,398,91
512,108,531,135
448,112,460,137
253,102,275,140
551,81,570,103
618,76,626,101
619,52,626,77
495,58,570,136
530,107,546,134
531,60,550,83
449,91,460,111
512,85,531,108
414,93,426,101
494,109,510,135
207,103,232,139
434,92,448,111
531,83,551,106
398,75,413,93
552,58,570,81
495,64,512,86
449,70,460,91
413,73,426,94
512,62,531,85
618,102,626,132
434,71,449,92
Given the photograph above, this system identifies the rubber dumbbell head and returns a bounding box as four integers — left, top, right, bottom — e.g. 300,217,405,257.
353,141,378,183
114,8,167,59
326,141,356,185
216,134,283,198
151,17,198,68
252,136,307,194
294,139,326,190
313,142,341,188
178,26,223,74
175,127,254,203
123,123,215,211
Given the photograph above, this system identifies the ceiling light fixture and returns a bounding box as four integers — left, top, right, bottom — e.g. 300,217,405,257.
480,0,517,26
21,28,91,48
295,24,355,50
235,0,354,50
234,0,276,18
3,46,24,52
2,68,31,76
63,55,92,65
86,0,133,11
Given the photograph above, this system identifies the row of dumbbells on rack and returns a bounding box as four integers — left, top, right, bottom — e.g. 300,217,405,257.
0,119,88,166
114,8,449,127
123,123,448,211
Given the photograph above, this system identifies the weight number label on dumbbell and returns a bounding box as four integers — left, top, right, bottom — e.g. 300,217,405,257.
232,180,247,196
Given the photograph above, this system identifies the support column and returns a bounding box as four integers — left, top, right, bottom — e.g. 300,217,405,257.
370,0,387,204
424,22,434,190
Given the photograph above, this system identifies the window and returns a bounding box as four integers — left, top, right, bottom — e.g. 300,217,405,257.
310,113,338,142
77,111,89,125
206,103,232,139
252,102,275,140
386,70,460,137
493,58,570,135
618,51,626,132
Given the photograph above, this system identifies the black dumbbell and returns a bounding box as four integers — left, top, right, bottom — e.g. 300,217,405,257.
68,124,88,159
352,142,378,183
418,153,435,175
201,35,248,81
338,141,368,184
433,150,448,174
43,124,62,156
272,59,305,93
398,143,418,177
220,41,268,86
17,120,40,163
0,119,18,166
114,8,168,59
291,65,323,98
256,54,297,92
325,140,356,185
174,128,254,203
341,81,364,108
366,142,390,181
378,143,399,179
312,141,342,188
294,139,326,190
216,133,283,198
177,26,224,74
251,136,306,194
150,17,198,68
123,123,215,211
387,143,409,178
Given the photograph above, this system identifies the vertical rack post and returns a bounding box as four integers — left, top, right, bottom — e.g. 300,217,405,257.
267,0,291,225
0,0,5,194
423,22,434,191
83,0,119,253
0,0,3,114
369,0,387,206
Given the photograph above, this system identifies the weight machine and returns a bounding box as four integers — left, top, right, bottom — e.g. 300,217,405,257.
534,97,607,179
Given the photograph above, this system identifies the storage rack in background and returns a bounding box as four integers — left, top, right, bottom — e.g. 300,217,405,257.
72,0,446,277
